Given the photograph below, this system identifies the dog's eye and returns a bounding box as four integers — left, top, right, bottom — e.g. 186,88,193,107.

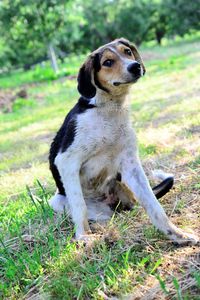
102,59,114,67
124,48,132,56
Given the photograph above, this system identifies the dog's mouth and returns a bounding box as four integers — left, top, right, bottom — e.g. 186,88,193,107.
113,75,141,86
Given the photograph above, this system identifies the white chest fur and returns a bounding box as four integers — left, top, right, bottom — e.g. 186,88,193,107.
77,104,131,146
76,105,135,197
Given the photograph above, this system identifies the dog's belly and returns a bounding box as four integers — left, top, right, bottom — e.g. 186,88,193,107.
80,151,120,198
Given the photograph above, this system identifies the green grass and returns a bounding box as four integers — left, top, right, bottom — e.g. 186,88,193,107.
0,54,85,88
0,38,200,299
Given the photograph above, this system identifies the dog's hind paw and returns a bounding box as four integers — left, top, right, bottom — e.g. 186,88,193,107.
49,194,69,213
169,230,199,246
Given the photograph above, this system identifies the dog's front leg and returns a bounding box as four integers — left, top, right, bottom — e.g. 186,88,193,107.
55,152,90,240
120,147,199,245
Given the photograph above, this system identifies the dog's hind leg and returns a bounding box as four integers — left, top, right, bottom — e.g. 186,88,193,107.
103,170,174,212
120,150,199,245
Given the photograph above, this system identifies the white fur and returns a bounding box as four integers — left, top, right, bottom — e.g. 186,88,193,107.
49,193,112,222
86,198,113,221
140,65,145,76
152,169,174,181
55,152,89,238
49,193,69,213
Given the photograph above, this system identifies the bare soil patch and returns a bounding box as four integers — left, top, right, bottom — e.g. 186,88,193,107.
0,89,28,112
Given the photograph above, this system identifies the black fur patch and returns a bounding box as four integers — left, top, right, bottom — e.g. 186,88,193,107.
116,172,122,182
118,40,131,48
49,97,96,195
77,62,96,99
153,177,174,199
78,53,109,97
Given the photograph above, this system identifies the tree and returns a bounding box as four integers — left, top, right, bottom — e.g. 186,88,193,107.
164,0,200,37
0,0,71,71
77,0,118,51
113,0,155,46
0,0,199,70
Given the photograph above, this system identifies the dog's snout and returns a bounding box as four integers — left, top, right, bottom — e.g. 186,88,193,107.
127,62,141,75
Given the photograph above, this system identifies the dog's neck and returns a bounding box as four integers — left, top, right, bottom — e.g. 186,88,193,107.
91,87,131,109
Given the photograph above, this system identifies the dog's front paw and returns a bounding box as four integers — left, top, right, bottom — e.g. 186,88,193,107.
75,222,92,242
75,233,101,244
169,229,199,246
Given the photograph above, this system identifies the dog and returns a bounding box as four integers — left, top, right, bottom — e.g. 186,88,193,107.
49,38,198,245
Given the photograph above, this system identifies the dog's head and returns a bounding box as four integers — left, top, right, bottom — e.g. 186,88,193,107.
77,38,146,99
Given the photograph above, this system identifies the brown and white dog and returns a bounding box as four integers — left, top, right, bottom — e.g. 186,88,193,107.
49,38,199,245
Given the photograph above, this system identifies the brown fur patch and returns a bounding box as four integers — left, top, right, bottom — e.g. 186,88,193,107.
90,167,108,189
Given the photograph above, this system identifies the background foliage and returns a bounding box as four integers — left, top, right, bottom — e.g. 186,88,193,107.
0,0,199,71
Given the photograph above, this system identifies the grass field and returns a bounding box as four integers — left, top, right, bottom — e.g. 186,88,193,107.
0,38,200,299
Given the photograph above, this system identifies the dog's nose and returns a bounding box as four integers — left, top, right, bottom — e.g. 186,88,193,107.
127,62,141,75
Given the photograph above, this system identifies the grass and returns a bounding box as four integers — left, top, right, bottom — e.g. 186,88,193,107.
0,54,85,89
0,37,200,299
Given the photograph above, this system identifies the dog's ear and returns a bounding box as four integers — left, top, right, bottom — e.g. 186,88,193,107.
118,38,146,75
77,54,98,99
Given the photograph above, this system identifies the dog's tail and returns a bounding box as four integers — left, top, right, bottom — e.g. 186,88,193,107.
152,170,174,199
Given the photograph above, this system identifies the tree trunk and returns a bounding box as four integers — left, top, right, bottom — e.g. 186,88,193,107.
48,44,59,73
155,29,165,45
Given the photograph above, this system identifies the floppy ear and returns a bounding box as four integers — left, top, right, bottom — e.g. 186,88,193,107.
77,56,96,99
118,38,146,75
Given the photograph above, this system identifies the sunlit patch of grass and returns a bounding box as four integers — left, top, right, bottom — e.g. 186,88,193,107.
153,54,192,74
139,143,158,158
0,143,49,172
0,54,85,89
0,163,51,203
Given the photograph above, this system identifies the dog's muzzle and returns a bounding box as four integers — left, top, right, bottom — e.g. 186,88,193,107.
113,61,143,86
127,61,141,76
